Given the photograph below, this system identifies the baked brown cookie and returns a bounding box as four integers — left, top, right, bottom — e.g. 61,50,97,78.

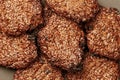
0,0,43,36
87,7,120,60
80,55,119,80
14,55,63,80
45,0,99,23
0,33,37,69
38,13,85,70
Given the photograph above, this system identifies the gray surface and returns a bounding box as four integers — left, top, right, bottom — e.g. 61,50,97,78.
0,0,120,80
99,0,120,11
0,67,15,80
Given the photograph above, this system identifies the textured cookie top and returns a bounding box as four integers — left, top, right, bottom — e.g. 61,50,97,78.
38,13,85,70
14,55,63,80
0,33,37,69
66,71,81,80
46,0,99,22
87,8,120,60
0,0,43,36
80,55,119,80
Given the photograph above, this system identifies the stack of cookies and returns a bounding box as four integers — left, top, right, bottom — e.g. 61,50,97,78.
0,0,119,80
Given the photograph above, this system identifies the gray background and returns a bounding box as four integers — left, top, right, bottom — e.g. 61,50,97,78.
0,0,120,80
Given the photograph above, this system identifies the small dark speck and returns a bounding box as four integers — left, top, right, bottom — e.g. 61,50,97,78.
45,70,51,74
39,59,45,64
